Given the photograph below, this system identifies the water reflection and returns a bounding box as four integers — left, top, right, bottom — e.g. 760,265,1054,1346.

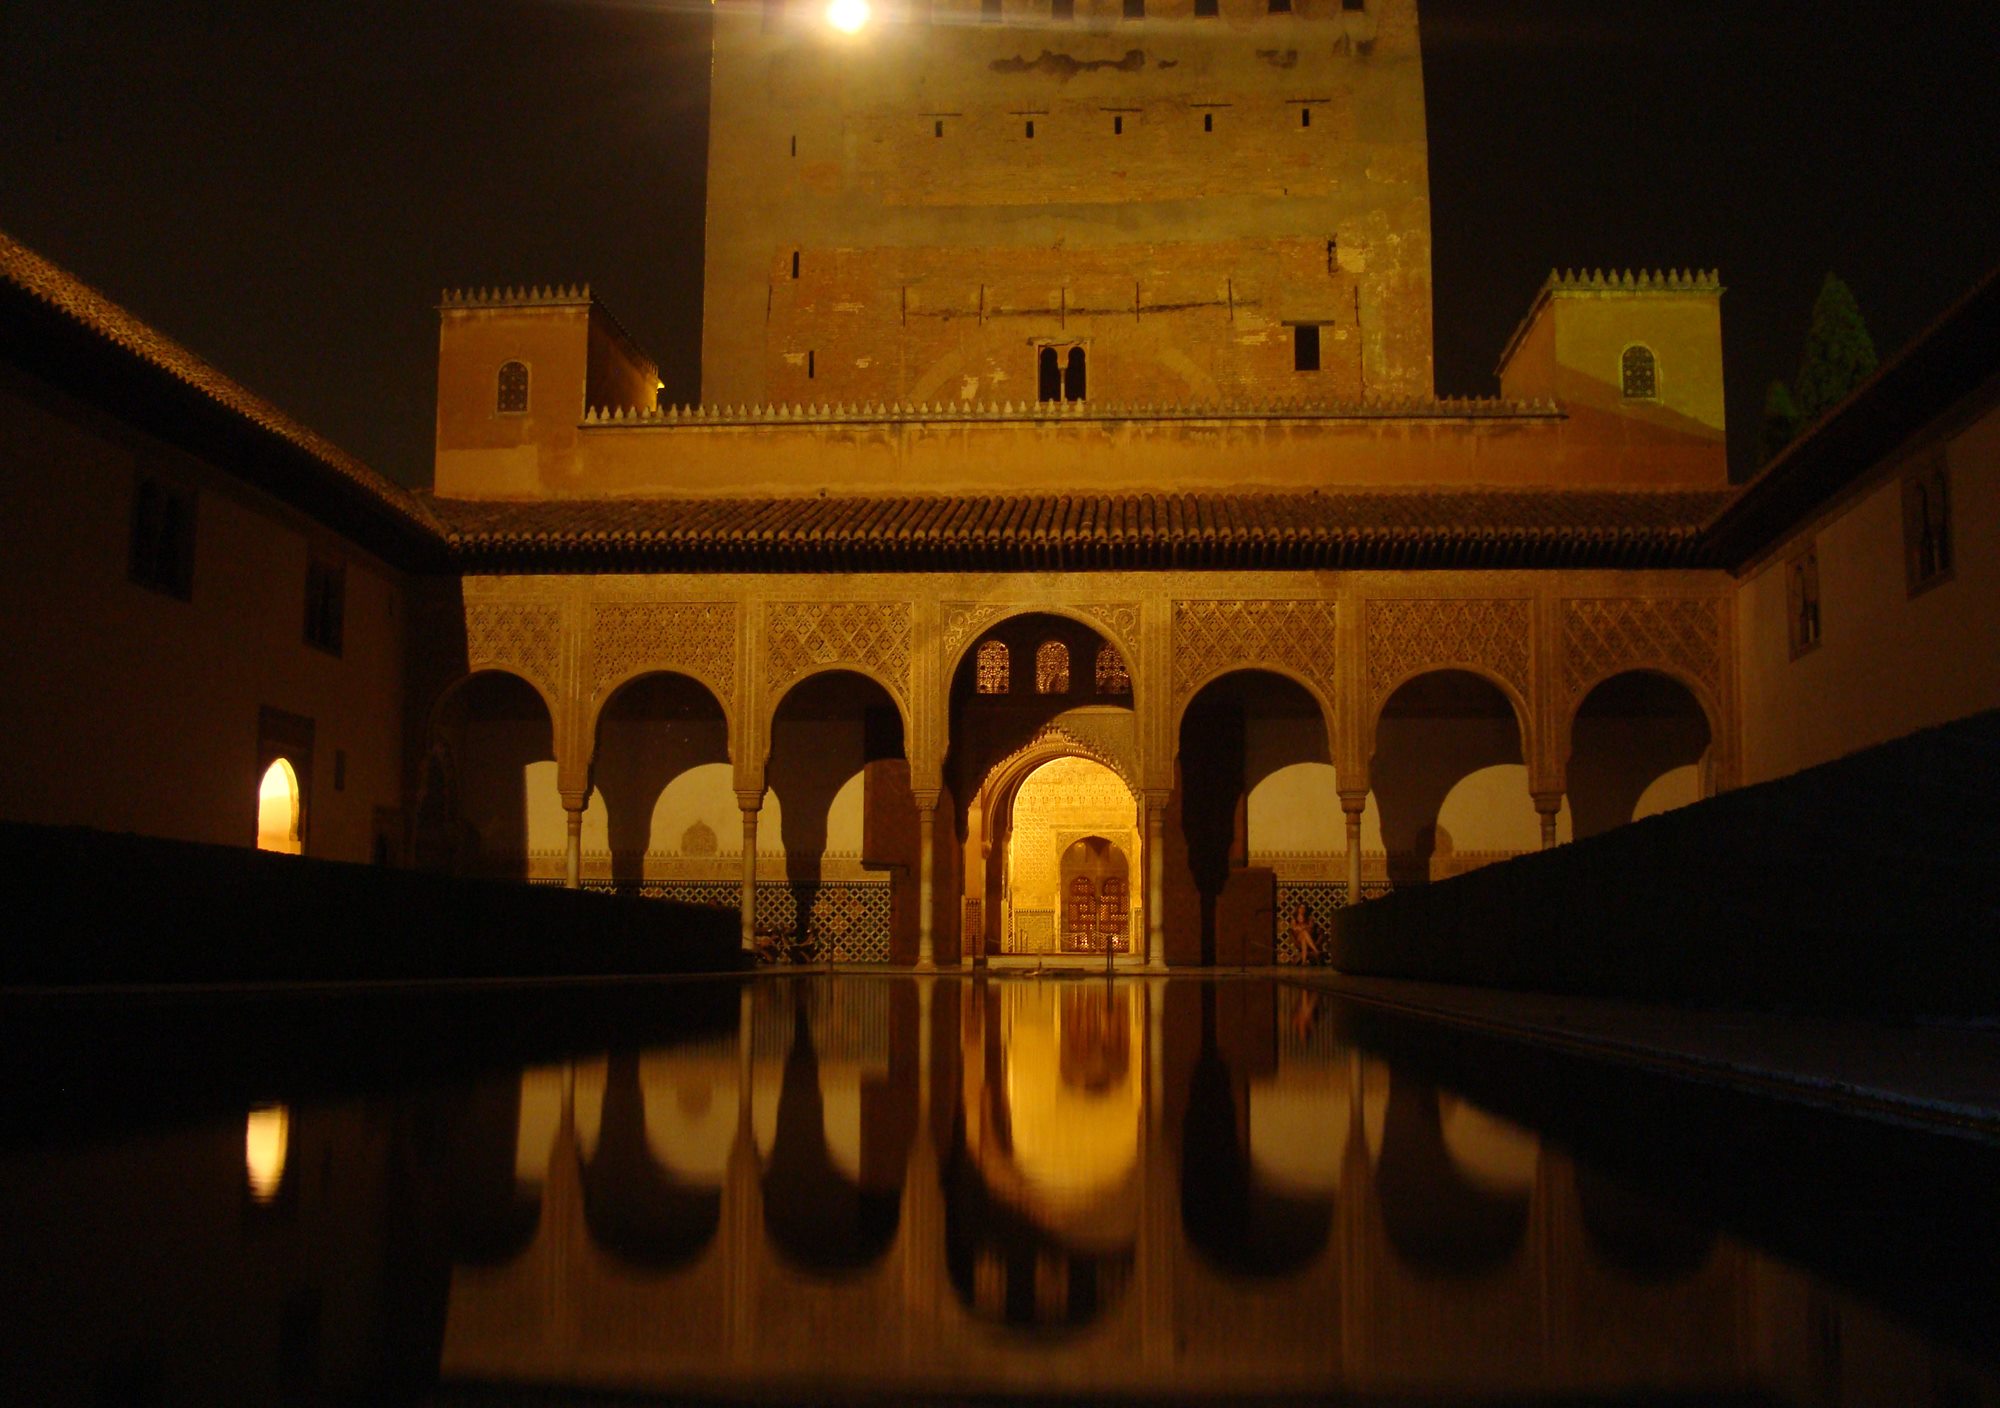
0,976,1993,1406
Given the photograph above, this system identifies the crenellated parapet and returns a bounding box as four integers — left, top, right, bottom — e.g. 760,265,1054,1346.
583,397,1559,427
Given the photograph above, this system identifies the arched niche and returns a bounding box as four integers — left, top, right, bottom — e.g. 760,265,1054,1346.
588,671,732,889
1370,669,1542,888
255,758,302,855
417,670,556,880
1565,670,1714,842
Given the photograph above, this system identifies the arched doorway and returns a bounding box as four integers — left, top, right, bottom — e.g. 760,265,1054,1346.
415,671,555,880
767,670,915,963
945,611,1140,963
1059,835,1132,954
1567,671,1713,841
255,758,302,855
994,757,1141,961
1171,670,1338,966
1371,669,1546,888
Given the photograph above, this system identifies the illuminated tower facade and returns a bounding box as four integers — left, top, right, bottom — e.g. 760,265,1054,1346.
700,0,1434,408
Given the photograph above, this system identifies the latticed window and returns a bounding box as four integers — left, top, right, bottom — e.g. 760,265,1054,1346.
1621,345,1658,400
498,360,529,413
976,640,1010,694
1035,640,1070,694
1094,644,1131,695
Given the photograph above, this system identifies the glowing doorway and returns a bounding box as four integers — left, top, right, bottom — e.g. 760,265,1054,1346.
1003,757,1139,956
256,758,302,855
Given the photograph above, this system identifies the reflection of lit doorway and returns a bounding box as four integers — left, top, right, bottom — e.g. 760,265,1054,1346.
1000,756,1141,960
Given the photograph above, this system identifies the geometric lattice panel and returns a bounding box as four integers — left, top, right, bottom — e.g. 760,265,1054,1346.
1274,880,1391,965
583,877,894,964
766,601,913,706
1171,599,1338,704
466,601,563,698
1561,597,1722,702
589,601,737,704
1365,598,1532,706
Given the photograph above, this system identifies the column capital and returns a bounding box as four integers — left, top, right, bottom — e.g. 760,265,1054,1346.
911,788,942,811
735,791,765,813
559,790,591,813
1531,790,1565,817
1338,789,1370,817
1140,788,1172,811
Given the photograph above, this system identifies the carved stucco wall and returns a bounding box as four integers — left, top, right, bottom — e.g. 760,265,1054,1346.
1364,598,1534,716
1171,599,1340,711
589,601,739,709
766,601,915,712
1561,597,1724,716
465,601,564,706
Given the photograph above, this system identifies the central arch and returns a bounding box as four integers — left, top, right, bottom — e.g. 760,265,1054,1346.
971,753,1143,962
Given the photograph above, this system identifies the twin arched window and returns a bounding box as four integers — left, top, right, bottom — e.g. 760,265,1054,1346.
1621,345,1658,401
1037,346,1087,403
498,360,529,413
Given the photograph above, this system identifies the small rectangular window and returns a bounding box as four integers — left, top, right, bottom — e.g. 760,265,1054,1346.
1902,457,1954,596
1123,0,1144,14
808,350,816,379
1025,119,1035,138
1293,324,1322,372
1270,0,1290,11
981,0,1000,20
1301,107,1311,127
1342,0,1364,9
1113,115,1123,134
791,250,801,279
1786,543,1823,660
935,119,944,137
129,475,196,600
1195,0,1217,15
1203,111,1214,132
1052,0,1073,18
304,559,346,657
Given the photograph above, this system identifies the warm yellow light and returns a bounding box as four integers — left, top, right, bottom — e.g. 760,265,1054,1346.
256,758,301,855
245,1105,289,1202
826,0,870,33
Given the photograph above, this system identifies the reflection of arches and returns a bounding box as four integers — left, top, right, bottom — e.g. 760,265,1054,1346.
1371,670,1537,888
1576,1162,1717,1283
578,1053,722,1271
1375,1078,1531,1277
1180,990,1333,1276
256,759,302,855
1565,671,1713,841
589,671,731,888
761,1003,902,1274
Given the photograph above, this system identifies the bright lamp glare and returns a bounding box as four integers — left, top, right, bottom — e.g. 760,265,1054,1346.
826,0,870,33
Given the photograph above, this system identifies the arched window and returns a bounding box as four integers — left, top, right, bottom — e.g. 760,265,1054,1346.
976,640,1010,694
1064,346,1087,402
1035,640,1070,694
1621,345,1658,401
1094,644,1131,695
1038,346,1061,403
498,360,529,413
245,1105,289,1203
257,758,302,855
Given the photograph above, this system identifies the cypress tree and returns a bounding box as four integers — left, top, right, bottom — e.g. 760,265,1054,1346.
1792,273,1878,424
1757,379,1802,465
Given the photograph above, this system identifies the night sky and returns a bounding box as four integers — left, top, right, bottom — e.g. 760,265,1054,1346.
2,0,1994,485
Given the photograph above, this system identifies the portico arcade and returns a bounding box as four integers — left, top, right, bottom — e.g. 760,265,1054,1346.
419,571,1735,966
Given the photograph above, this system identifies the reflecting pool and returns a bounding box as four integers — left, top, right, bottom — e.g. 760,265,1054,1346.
1,975,1994,1405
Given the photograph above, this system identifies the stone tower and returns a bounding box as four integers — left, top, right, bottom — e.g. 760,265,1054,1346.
700,0,1434,409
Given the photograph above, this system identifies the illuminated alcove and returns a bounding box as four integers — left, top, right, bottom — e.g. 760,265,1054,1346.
245,1104,290,1202
255,758,302,854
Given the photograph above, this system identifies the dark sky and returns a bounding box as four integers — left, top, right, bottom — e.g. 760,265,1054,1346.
2,1,1995,485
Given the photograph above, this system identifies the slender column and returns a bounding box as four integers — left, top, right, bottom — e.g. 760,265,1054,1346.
738,796,761,953
1533,792,1563,850
561,795,586,890
1340,791,1369,906
1145,791,1169,970
914,791,938,971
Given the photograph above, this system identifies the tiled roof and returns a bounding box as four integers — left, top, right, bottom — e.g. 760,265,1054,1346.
0,227,439,554
426,488,1732,572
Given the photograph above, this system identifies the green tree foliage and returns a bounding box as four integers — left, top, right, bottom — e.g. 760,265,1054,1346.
1757,379,1802,465
1791,273,1879,424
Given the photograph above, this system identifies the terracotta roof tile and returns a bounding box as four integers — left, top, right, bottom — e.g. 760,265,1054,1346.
424,489,1732,572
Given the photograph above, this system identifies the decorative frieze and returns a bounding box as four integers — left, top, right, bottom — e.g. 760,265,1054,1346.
1561,597,1723,703
765,601,914,705
941,600,1142,669
589,601,738,704
465,601,563,698
1171,599,1339,704
1365,598,1532,706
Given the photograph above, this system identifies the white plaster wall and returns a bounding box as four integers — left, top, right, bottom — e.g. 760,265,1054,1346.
1437,765,1569,851
1738,394,2000,784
